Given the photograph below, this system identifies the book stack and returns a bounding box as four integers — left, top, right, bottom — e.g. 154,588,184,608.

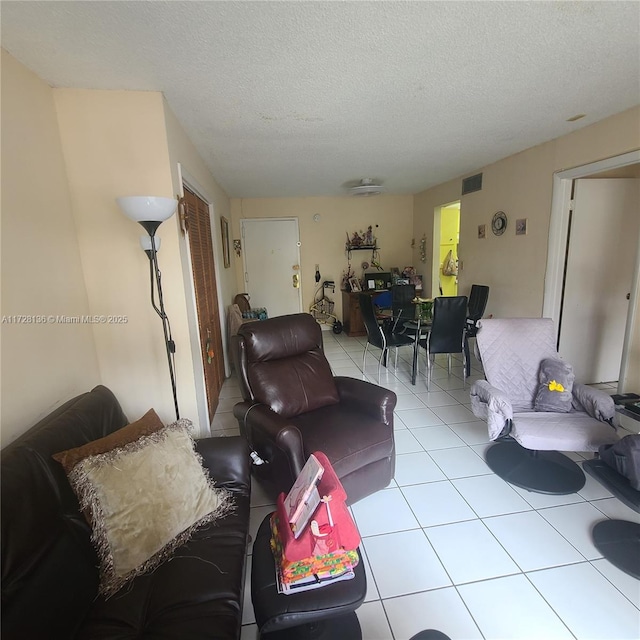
270,452,361,595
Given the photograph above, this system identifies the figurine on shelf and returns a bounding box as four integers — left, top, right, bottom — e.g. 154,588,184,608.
345,226,377,250
341,264,355,291
348,231,363,247
364,226,374,246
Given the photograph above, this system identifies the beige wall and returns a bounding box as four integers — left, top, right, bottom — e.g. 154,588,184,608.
230,195,414,321
1,51,100,445
414,106,640,318
53,89,202,430
162,99,235,430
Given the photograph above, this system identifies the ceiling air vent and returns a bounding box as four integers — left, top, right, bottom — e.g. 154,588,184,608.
462,173,483,195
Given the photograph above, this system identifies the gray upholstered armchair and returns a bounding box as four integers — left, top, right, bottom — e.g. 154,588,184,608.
232,313,397,504
470,318,619,494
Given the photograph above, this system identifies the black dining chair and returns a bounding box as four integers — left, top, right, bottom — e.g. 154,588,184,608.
390,284,416,332
465,284,489,338
463,284,489,377
359,293,415,383
418,296,468,390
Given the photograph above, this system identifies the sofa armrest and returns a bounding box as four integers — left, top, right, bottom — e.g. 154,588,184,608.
334,376,397,426
471,380,514,440
572,383,616,422
195,436,251,495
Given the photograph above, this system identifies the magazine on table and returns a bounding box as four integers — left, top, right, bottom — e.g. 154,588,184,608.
283,453,325,538
275,563,355,595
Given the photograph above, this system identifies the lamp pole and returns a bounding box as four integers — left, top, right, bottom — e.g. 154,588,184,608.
117,197,181,421
141,224,180,420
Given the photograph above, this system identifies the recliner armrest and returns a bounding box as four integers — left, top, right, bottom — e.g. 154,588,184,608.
334,376,397,425
233,401,306,476
471,380,514,440
572,383,615,423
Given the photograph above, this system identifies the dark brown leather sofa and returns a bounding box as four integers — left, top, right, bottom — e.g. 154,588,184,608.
1,385,250,640
232,313,397,505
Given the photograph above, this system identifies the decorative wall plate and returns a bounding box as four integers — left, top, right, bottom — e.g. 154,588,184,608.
491,211,507,236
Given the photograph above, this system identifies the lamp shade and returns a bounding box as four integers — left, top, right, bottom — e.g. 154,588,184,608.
116,196,177,223
140,235,161,252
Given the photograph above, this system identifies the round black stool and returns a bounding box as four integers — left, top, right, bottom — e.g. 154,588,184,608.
592,519,640,579
251,513,367,640
409,632,451,640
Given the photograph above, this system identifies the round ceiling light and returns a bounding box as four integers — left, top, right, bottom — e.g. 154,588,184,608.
348,178,385,197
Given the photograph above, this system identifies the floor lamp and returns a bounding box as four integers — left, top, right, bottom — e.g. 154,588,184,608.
116,196,180,420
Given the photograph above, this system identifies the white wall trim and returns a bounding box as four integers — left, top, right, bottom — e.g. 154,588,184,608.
177,163,230,436
543,149,640,323
543,149,640,391
618,210,640,393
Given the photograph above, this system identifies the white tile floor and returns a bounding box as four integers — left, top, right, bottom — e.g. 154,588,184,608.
213,331,640,640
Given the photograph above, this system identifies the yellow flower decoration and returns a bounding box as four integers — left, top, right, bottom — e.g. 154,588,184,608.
548,380,565,392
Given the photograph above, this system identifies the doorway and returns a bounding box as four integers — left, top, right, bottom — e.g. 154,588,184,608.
183,186,225,422
241,218,303,317
543,150,640,391
432,201,460,296
558,178,639,384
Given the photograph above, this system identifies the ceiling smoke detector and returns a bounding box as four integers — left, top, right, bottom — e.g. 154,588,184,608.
348,178,385,197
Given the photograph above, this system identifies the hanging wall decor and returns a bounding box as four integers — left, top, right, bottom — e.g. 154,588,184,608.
233,239,242,256
221,217,230,268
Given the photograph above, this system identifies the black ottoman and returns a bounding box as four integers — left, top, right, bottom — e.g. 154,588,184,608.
251,513,367,640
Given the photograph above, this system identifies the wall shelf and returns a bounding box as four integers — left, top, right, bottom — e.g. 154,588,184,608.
345,244,378,251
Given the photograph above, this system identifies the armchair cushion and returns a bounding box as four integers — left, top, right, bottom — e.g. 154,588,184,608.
511,411,618,451
250,351,339,418
534,358,574,413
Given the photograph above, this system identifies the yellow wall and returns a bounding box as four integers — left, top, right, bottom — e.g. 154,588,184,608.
439,205,460,296
414,106,640,318
0,51,101,446
53,89,202,430
230,195,414,321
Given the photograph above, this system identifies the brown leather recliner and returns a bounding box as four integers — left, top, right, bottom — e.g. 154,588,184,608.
232,313,397,504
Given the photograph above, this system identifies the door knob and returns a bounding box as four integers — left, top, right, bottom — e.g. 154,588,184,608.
293,274,300,288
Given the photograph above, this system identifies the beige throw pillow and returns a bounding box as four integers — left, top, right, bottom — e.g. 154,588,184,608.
66,419,233,597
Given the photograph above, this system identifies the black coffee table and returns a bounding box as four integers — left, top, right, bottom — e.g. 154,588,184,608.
251,513,367,640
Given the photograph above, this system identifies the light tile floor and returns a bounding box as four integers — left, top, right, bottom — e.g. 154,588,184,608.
212,331,639,640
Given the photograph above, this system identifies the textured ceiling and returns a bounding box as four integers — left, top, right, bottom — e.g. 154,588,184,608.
2,1,639,198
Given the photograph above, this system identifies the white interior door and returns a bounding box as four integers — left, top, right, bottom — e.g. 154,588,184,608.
559,178,639,383
241,218,303,317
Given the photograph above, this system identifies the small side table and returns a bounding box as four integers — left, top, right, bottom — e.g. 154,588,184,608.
251,513,366,640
